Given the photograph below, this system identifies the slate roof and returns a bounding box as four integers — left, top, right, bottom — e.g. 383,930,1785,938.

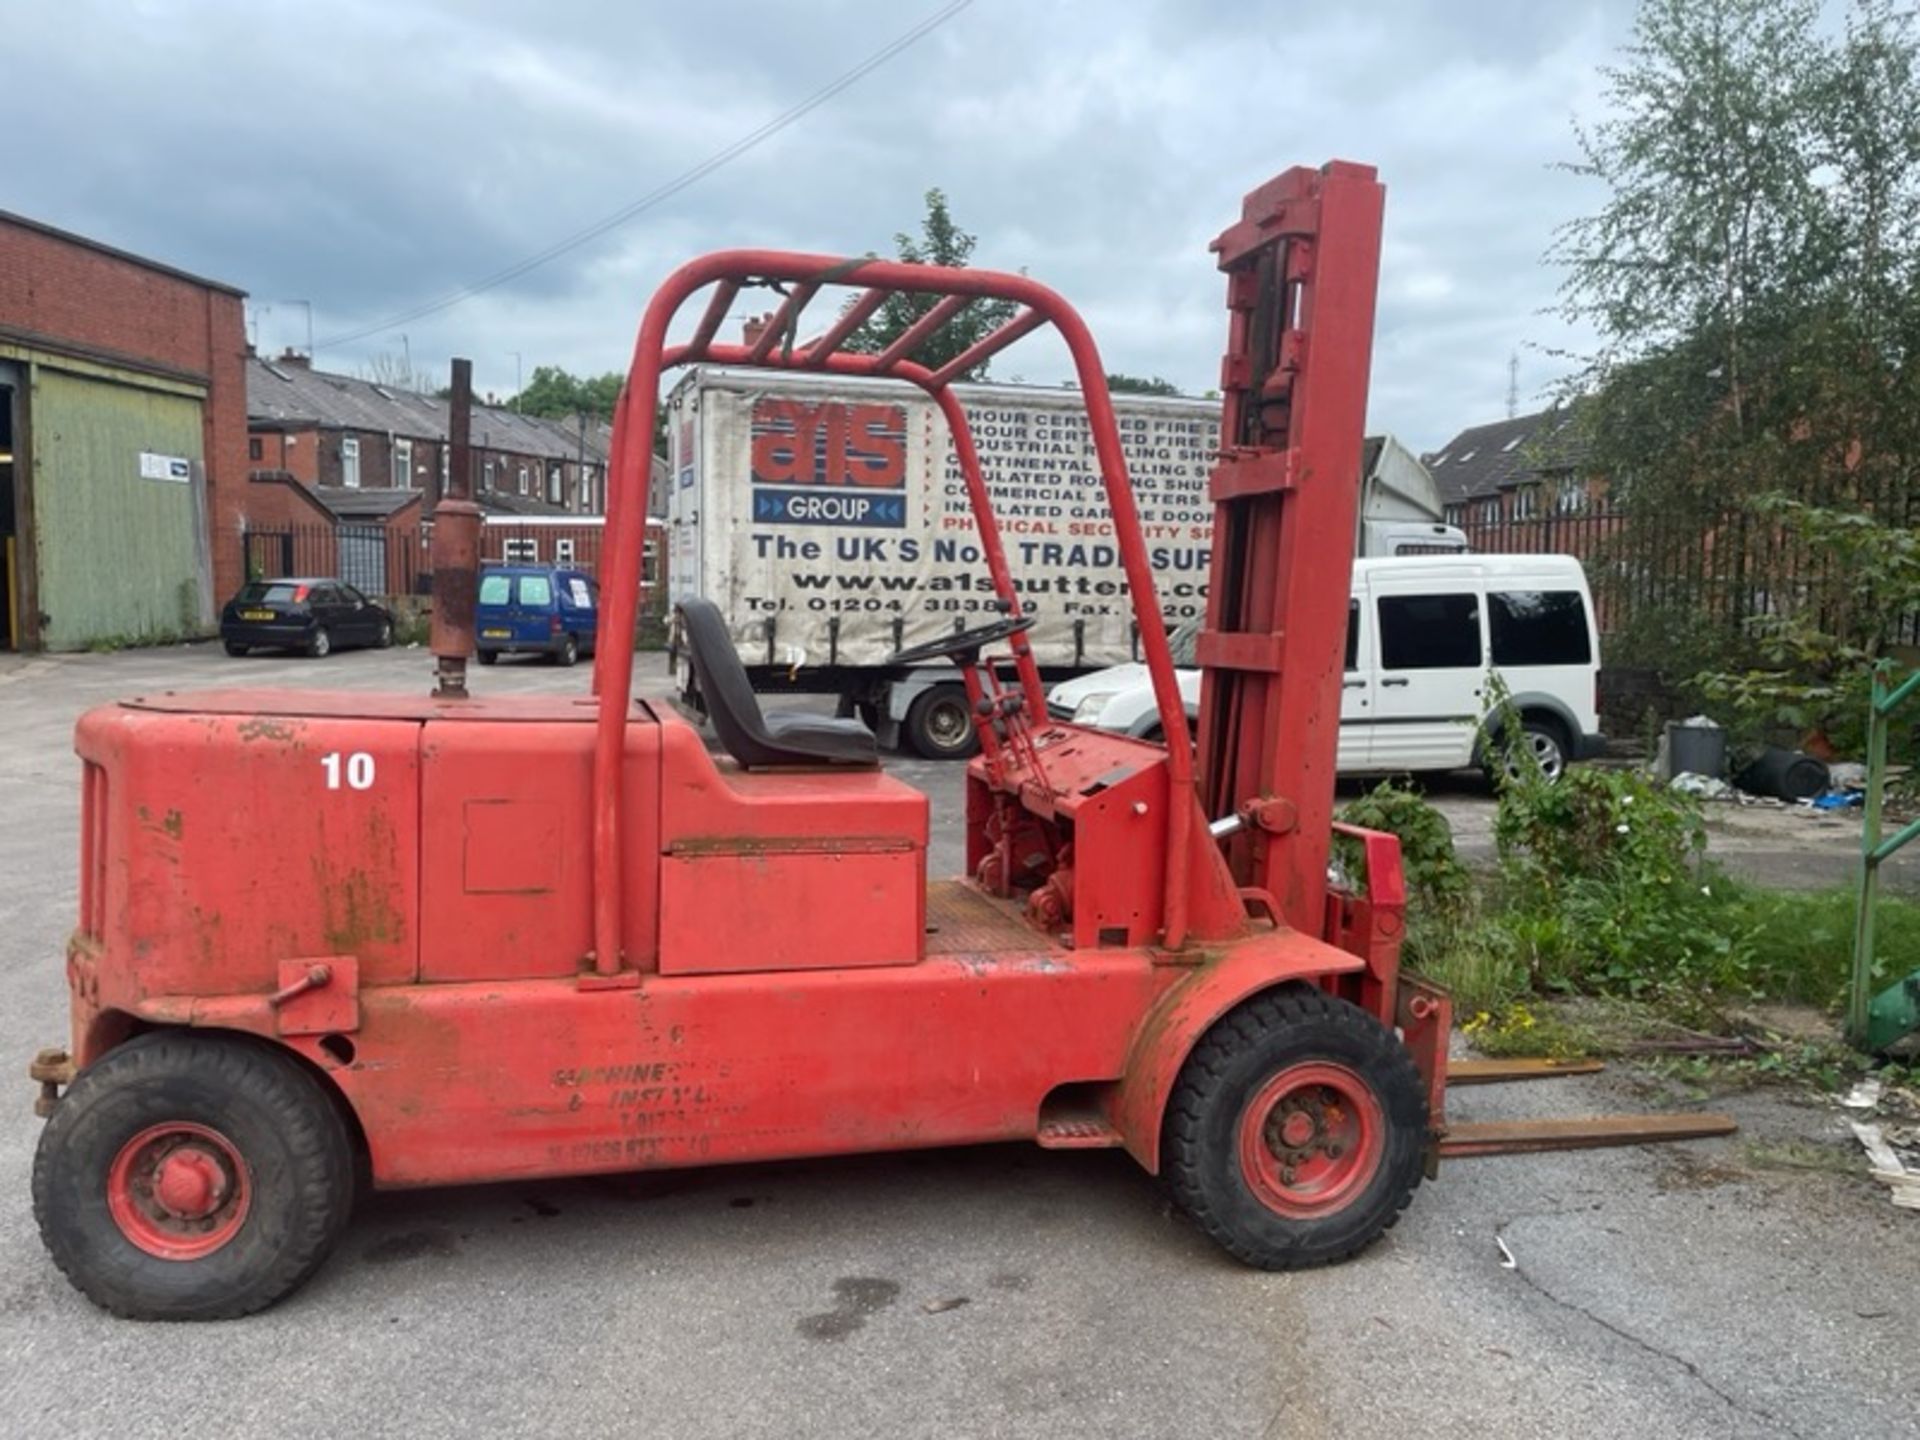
1424,407,1585,505
246,356,603,462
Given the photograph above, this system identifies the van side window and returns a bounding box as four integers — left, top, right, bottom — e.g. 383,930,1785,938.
1377,593,1480,670
1489,591,1591,666
1345,600,1359,671
519,575,554,607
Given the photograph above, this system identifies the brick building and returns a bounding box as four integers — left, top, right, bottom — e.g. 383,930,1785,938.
0,210,249,649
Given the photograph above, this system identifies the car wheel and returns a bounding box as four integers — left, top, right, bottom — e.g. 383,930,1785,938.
476,649,498,666
1163,988,1427,1271
376,620,394,649
223,641,248,658
1489,716,1569,785
307,627,332,659
905,684,979,760
553,634,579,668
32,1031,355,1320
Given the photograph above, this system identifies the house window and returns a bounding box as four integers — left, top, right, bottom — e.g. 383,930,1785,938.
518,465,529,496
440,448,449,491
248,436,263,462
394,438,413,489
1478,498,1500,523
502,537,539,563
547,464,563,505
1513,484,1540,520
484,459,496,491
642,537,660,587
341,436,361,488
555,537,576,565
1444,504,1465,527
1554,478,1588,515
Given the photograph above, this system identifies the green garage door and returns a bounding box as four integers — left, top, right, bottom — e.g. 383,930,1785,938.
31,366,210,650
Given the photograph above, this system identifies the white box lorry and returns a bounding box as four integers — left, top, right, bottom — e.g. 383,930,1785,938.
664,366,1463,757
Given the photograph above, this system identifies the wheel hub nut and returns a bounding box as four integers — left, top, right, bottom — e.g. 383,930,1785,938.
153,1148,227,1220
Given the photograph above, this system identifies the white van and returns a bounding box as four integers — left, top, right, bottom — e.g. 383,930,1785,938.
1046,554,1605,780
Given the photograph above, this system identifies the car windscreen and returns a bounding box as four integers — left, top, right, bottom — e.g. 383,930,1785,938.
519,575,553,607
238,582,300,603
478,575,512,605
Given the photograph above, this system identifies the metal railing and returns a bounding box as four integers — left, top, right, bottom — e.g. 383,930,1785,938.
1850,660,1920,1051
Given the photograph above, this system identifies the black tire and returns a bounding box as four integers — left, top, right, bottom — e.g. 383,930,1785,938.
904,683,979,760
307,626,332,659
1163,988,1427,1270
476,648,498,666
1485,714,1570,786
376,619,394,649
32,1031,355,1321
552,633,579,668
223,641,248,658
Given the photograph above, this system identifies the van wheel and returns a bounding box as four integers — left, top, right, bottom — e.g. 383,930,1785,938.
553,634,579,667
905,684,979,760
1163,989,1427,1270
32,1032,355,1320
1488,715,1569,785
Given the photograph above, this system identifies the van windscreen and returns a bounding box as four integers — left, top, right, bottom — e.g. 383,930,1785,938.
1489,590,1591,666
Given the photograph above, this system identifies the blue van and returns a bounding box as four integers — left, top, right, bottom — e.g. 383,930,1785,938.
475,565,598,666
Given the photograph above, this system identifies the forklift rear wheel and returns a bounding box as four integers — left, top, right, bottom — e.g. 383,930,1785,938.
307,626,332,659
553,634,580,667
1163,989,1426,1270
905,684,979,760
32,1031,355,1321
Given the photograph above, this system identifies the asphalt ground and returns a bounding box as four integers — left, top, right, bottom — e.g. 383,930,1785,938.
1,643,1914,1439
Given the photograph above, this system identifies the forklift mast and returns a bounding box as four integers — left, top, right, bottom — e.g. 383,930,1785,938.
1196,163,1386,934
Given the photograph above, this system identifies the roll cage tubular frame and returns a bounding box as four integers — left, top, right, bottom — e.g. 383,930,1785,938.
587,255,1197,975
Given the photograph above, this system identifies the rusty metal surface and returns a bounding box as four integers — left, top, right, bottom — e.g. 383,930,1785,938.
1446,1057,1608,1085
1439,1113,1738,1158
923,880,1050,956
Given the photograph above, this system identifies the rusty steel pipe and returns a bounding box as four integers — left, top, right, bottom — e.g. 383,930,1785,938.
431,357,479,700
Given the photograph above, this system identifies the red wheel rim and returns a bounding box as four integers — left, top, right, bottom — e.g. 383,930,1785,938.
106,1122,251,1260
1236,1062,1385,1219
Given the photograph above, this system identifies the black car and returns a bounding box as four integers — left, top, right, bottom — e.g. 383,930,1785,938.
221,578,393,658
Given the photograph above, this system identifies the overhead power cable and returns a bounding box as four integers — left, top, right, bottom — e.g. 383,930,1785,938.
316,0,972,349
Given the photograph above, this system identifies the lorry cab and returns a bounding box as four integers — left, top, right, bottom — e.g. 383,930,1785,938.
1049,553,1605,780
475,565,598,667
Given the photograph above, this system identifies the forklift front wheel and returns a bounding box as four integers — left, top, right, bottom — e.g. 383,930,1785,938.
32,1031,355,1320
1163,989,1426,1270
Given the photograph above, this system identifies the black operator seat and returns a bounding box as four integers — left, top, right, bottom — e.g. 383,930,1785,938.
676,599,878,768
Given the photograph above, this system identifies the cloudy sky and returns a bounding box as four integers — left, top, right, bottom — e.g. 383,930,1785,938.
12,0,1638,451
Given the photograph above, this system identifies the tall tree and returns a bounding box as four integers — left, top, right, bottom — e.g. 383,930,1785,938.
513,365,623,421
1553,0,1920,730
842,189,1017,379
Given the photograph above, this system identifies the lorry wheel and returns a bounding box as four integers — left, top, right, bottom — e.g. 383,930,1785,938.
553,634,579,667
1163,988,1426,1270
32,1032,355,1320
905,684,979,760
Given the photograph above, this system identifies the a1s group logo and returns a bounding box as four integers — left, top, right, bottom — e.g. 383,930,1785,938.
750,399,907,528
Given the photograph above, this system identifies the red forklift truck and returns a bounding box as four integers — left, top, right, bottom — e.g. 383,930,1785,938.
27,162,1731,1319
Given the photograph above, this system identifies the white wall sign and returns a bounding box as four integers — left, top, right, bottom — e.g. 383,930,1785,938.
139,452,192,483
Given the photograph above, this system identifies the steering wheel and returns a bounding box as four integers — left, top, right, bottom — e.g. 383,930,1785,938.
885,614,1035,667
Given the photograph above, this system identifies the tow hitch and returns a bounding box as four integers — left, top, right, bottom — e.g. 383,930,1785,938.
30,1048,73,1119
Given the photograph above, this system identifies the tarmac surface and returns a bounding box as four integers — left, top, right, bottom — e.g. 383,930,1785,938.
1,643,1914,1439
